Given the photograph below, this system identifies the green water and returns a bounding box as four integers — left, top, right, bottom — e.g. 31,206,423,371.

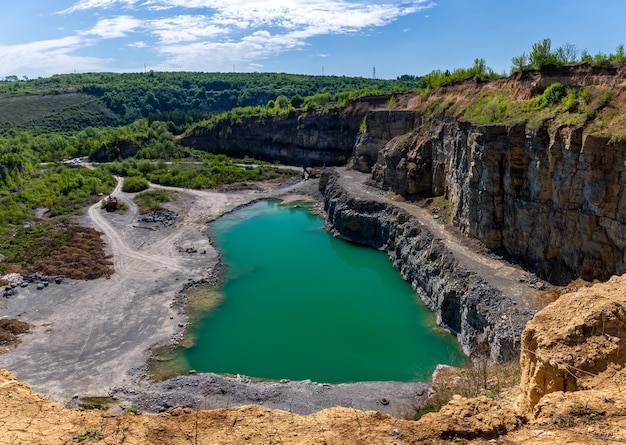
183,200,468,382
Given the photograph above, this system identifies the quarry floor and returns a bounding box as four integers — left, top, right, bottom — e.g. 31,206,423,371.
0,167,546,417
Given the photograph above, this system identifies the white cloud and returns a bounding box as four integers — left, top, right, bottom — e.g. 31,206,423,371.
0,37,112,75
58,0,139,14
145,0,435,70
149,16,225,44
10,0,436,76
83,16,142,39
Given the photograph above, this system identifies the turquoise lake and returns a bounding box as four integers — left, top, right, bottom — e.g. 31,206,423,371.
183,200,468,383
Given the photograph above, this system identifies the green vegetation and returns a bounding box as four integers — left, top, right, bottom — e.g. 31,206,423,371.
0,72,421,134
76,396,116,411
413,362,521,420
511,38,626,72
134,189,174,213
0,40,623,277
457,81,617,133
0,164,115,226
427,196,452,224
106,156,297,190
73,429,103,442
122,176,149,193
123,405,140,414
0,163,115,274
461,92,510,124
418,58,501,94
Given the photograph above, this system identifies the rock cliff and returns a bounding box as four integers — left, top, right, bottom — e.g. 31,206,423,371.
180,96,390,166
320,170,535,362
180,64,626,285
359,65,626,284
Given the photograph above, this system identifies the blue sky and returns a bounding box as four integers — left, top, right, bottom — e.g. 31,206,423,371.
1,0,624,79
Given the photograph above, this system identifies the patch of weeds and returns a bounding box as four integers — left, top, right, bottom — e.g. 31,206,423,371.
412,404,439,420
533,82,565,109
555,401,605,428
0,224,113,280
124,405,140,414
425,195,452,224
424,99,438,120
441,95,456,113
461,92,510,123
78,396,116,411
562,89,580,113
73,429,102,442
134,189,174,214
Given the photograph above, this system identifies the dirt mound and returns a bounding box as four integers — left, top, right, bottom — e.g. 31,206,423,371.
0,368,454,445
0,319,29,351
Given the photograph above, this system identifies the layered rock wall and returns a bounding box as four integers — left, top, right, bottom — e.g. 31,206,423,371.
368,117,626,283
321,170,534,362
180,98,390,166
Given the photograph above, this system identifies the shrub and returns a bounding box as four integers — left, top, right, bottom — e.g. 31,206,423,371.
533,82,565,109
122,176,149,193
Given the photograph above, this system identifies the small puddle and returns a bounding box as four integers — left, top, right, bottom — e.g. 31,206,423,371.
154,200,468,383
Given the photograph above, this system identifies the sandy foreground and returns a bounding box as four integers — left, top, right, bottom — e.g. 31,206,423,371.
0,172,429,416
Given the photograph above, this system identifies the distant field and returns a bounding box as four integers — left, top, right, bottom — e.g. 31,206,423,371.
0,93,120,131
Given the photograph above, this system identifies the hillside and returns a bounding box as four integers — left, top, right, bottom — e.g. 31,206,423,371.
0,72,419,133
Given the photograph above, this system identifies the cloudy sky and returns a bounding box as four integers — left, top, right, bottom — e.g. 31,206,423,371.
1,0,624,79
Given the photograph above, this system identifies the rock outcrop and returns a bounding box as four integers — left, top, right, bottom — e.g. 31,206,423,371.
519,275,626,417
321,170,535,362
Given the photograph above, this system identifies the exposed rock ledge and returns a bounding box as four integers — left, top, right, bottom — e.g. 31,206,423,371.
519,274,626,416
320,169,540,363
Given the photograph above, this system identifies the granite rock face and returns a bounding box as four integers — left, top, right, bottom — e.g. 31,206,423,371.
321,171,534,363
367,118,626,283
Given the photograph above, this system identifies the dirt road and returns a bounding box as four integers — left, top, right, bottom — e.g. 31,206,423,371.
335,169,545,307
0,177,306,403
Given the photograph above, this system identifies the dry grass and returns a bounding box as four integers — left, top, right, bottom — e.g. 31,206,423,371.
9,226,115,280
528,278,596,309
413,362,521,420
0,319,30,350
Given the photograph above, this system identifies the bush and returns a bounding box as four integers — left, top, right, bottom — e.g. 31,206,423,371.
534,82,565,109
134,189,172,213
122,176,149,193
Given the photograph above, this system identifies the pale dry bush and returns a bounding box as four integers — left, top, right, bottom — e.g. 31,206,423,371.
413,361,521,420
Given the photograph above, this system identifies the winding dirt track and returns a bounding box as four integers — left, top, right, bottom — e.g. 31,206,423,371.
336,169,543,306
0,176,302,403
